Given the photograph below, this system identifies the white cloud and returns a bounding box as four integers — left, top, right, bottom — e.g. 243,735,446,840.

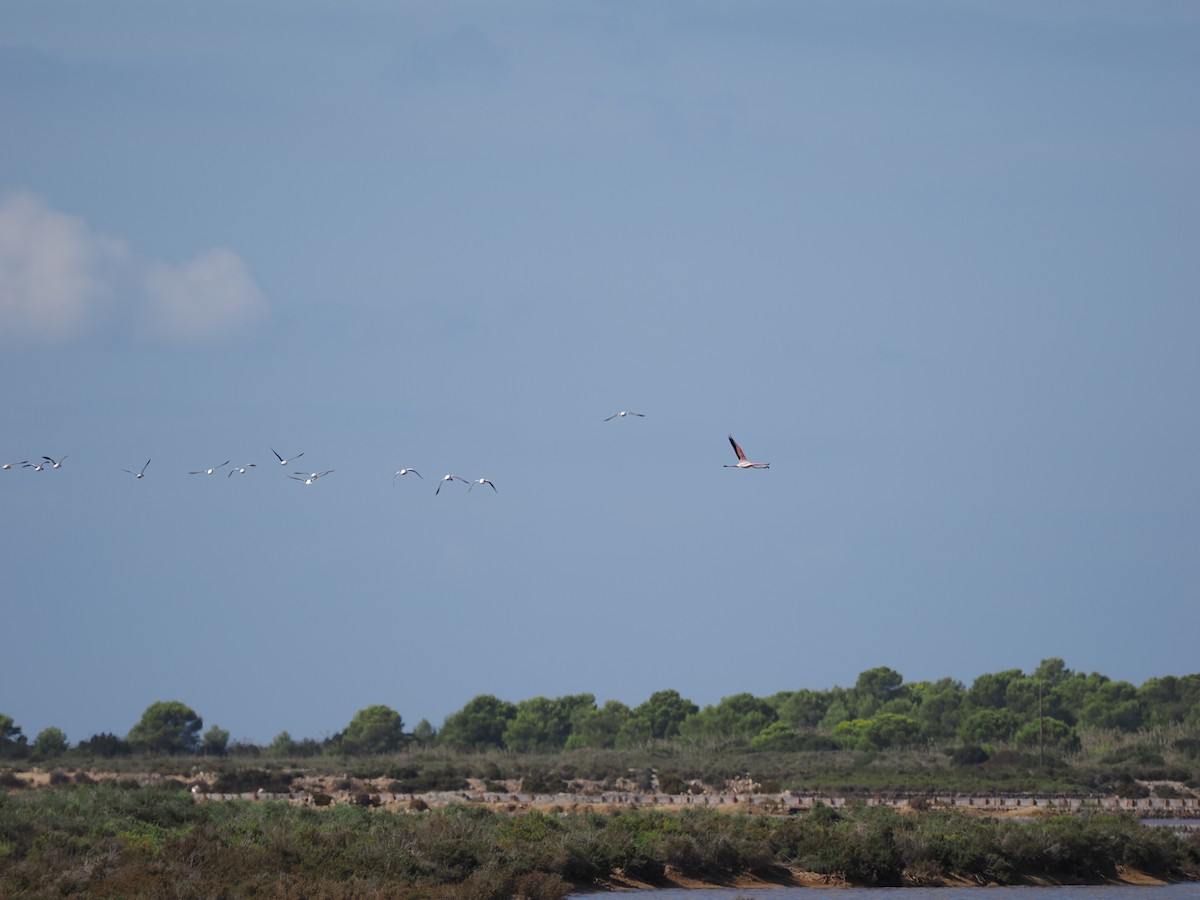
0,190,267,345
0,190,125,343
141,247,269,343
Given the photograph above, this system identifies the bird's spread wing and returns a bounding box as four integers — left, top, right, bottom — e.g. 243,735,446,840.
728,435,746,461
272,447,284,462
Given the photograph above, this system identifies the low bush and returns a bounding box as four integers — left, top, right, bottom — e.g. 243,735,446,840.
950,745,989,766
0,785,1197,896
211,768,294,793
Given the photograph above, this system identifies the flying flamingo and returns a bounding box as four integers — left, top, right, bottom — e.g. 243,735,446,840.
393,468,422,485
724,435,770,469
470,477,497,492
289,470,333,485
190,461,230,475
604,410,645,421
24,461,46,472
271,447,304,466
228,464,257,477
43,455,68,469
2,460,27,470
435,474,470,495
123,459,151,479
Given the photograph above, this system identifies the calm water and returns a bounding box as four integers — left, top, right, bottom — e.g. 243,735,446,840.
575,885,1200,899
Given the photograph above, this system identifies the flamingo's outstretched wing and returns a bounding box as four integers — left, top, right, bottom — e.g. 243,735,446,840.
728,435,747,461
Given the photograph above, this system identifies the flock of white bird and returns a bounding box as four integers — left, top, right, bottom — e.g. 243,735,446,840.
3,413,771,491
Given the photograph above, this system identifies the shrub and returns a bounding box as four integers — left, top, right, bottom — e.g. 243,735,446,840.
1102,745,1166,767
521,770,566,794
950,745,989,766
75,732,131,758
211,768,294,794
1173,737,1200,760
387,763,468,793
656,772,688,795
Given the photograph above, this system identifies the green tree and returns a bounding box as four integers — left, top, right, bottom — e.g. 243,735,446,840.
1014,716,1078,752
1139,674,1200,726
831,713,919,751
678,693,777,743
342,705,406,754
750,721,803,752
565,700,631,750
770,689,830,729
854,667,906,715
410,719,437,747
1079,681,1145,731
439,695,517,750
627,689,698,741
831,718,873,751
957,708,1019,745
127,701,203,754
1053,671,1110,724
76,732,130,758
203,725,230,756
1033,657,1072,687
268,731,297,757
32,726,69,760
504,694,596,751
966,669,1023,710
866,713,921,749
818,691,854,730
0,714,28,759
914,678,966,741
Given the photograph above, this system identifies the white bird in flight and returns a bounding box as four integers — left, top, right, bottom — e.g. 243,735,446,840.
228,464,257,477
2,460,27,470
393,468,422,485
24,461,46,472
724,435,770,469
604,410,645,421
271,447,304,467
470,477,497,492
289,470,333,485
190,461,230,476
123,459,151,479
43,455,68,469
436,474,470,495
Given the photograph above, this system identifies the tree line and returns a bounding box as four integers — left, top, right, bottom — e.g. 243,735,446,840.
4,658,1199,762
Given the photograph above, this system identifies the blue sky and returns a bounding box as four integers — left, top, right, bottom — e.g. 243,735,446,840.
2,1,1197,746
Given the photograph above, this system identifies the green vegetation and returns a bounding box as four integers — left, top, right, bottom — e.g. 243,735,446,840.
3,660,1199,797
0,784,1195,897
126,701,204,755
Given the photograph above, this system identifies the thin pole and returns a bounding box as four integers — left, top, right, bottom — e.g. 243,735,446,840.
1038,681,1044,768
